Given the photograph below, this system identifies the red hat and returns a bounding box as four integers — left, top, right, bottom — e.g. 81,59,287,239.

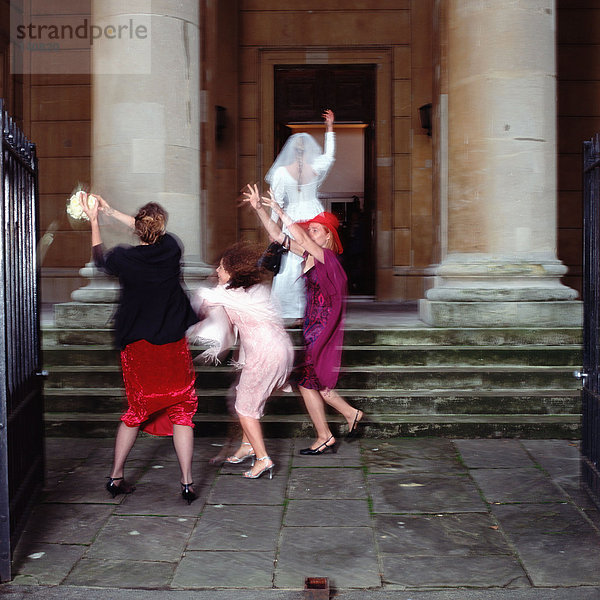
298,211,343,253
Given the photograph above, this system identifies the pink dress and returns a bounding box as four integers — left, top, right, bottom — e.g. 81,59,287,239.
195,284,294,419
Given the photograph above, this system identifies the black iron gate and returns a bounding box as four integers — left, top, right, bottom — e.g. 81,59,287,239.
581,134,600,505
0,100,44,582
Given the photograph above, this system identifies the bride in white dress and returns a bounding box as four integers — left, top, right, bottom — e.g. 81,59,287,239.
265,109,336,320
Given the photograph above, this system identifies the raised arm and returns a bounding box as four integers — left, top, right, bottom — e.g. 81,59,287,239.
323,108,334,133
312,109,335,175
80,191,102,247
243,185,325,263
242,184,287,245
96,195,135,229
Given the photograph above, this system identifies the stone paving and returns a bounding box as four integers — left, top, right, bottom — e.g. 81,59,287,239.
4,436,600,598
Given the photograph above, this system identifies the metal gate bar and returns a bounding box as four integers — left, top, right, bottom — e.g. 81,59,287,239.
0,99,43,582
581,134,600,505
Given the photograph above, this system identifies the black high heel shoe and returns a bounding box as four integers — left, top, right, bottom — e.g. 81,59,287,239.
299,435,337,455
181,482,197,505
345,410,365,441
106,476,135,498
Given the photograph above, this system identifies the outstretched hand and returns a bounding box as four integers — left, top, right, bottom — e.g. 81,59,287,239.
79,191,99,221
242,184,262,210
260,189,282,216
242,184,281,214
95,195,110,213
323,109,334,128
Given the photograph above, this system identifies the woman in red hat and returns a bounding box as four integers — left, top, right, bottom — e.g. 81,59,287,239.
243,184,365,454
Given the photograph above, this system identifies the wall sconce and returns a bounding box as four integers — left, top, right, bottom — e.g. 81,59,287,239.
419,103,432,137
215,105,227,142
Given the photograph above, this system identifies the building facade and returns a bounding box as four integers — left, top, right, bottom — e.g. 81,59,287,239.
0,0,592,326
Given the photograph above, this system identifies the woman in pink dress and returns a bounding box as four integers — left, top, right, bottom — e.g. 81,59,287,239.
243,185,365,455
191,242,294,479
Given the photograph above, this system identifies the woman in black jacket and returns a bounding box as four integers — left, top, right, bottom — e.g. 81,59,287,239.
80,193,200,504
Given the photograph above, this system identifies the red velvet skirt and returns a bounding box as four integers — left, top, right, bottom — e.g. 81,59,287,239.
120,338,198,436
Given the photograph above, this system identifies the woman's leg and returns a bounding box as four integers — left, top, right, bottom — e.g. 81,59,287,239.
321,388,363,429
110,422,139,479
238,414,272,476
299,385,334,448
226,430,255,461
172,424,194,485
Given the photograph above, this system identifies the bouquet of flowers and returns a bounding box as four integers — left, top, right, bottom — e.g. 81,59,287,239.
66,188,97,222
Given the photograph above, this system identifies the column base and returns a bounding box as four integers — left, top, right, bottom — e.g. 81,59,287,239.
420,254,582,327
55,302,117,329
419,299,583,327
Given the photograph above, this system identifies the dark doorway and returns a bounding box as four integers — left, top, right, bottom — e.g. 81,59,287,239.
274,65,376,295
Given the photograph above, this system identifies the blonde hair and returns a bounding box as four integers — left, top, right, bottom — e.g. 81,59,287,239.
314,224,340,254
134,202,167,245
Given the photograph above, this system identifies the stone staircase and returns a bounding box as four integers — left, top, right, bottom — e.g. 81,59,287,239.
41,308,584,439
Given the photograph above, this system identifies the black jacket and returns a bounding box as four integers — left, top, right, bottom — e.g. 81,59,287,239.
93,233,198,349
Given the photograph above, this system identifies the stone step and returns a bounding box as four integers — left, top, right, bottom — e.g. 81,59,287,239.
40,321,583,439
43,364,581,391
43,411,581,439
42,344,582,367
41,326,583,348
43,387,581,415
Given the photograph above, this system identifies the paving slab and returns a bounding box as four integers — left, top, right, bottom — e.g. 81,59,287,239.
113,463,212,516
274,525,380,589
45,437,112,459
521,441,583,480
454,439,534,469
380,554,529,588
362,438,463,475
64,558,177,588
84,515,196,562
363,448,465,475
492,503,600,586
173,550,275,588
43,458,86,491
114,484,210,516
368,472,486,513
9,543,87,586
521,439,581,464
287,467,367,499
187,504,284,550
284,498,371,527
363,437,459,460
15,503,113,545
374,512,512,555
42,462,148,504
207,471,287,504
469,467,567,504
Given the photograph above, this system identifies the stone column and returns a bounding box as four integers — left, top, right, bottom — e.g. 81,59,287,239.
68,0,212,318
420,0,581,327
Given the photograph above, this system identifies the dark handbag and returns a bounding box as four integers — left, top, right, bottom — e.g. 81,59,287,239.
259,235,290,275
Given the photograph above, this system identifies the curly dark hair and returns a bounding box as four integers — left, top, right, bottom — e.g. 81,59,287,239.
221,241,267,289
135,202,167,245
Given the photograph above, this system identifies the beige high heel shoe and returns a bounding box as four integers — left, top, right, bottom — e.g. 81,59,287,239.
225,442,256,465
243,456,274,479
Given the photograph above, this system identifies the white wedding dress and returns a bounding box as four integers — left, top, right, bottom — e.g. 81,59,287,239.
268,132,336,319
